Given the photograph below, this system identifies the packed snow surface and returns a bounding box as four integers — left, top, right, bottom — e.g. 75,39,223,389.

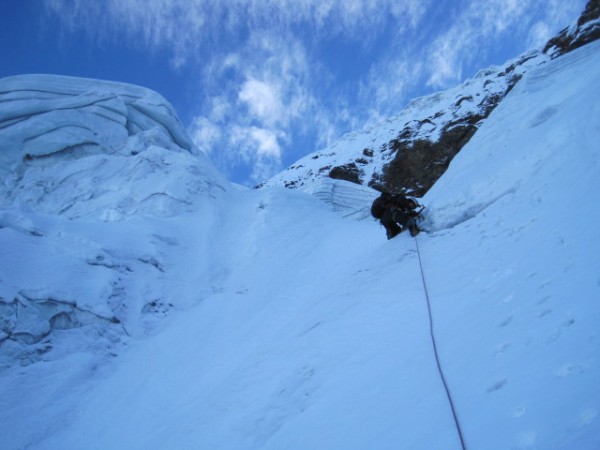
1,41,599,450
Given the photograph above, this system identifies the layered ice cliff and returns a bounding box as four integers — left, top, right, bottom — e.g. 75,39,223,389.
0,74,226,220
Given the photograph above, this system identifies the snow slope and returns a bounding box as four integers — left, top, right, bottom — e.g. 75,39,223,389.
1,41,600,450
418,39,600,449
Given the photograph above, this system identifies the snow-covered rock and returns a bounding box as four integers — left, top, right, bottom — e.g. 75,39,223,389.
544,0,600,57
260,1,599,198
259,51,537,195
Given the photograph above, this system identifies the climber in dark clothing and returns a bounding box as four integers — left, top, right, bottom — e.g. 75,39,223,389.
371,192,422,239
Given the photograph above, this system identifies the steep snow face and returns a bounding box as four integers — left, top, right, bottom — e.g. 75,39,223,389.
0,74,227,219
1,40,599,450
416,39,600,450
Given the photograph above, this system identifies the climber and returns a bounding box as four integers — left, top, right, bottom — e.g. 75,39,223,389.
371,191,422,239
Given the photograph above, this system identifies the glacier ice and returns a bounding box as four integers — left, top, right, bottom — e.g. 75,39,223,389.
0,74,227,219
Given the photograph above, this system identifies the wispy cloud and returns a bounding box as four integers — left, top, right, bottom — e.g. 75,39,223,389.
423,0,587,89
238,79,283,127
228,125,286,183
44,0,428,68
189,116,222,155
525,0,586,48
193,33,316,184
425,0,529,88
358,56,423,123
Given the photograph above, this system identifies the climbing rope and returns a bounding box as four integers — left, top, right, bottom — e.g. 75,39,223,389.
414,235,467,450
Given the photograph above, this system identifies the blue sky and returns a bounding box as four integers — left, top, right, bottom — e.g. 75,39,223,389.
0,0,588,186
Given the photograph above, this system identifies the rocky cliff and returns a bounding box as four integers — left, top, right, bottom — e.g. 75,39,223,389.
259,0,600,197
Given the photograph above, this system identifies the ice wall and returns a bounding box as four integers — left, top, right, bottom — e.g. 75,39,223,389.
0,74,227,219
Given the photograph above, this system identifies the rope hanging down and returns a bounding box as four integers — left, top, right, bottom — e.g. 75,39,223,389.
414,235,467,450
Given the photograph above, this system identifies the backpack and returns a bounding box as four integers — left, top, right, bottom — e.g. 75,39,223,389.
370,196,387,219
372,192,420,219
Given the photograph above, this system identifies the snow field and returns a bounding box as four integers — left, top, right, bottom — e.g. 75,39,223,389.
1,37,599,450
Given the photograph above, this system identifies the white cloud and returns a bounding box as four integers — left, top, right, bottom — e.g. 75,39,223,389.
209,97,232,123
43,0,432,173
359,54,423,121
249,157,282,186
527,21,553,49
188,116,222,155
238,79,283,127
44,0,430,68
228,125,284,184
426,33,467,89
188,30,325,183
423,0,527,88
526,0,588,48
230,125,283,160
248,127,284,159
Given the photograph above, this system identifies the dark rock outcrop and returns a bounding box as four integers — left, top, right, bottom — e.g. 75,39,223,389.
328,163,362,185
380,125,477,196
376,71,522,196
